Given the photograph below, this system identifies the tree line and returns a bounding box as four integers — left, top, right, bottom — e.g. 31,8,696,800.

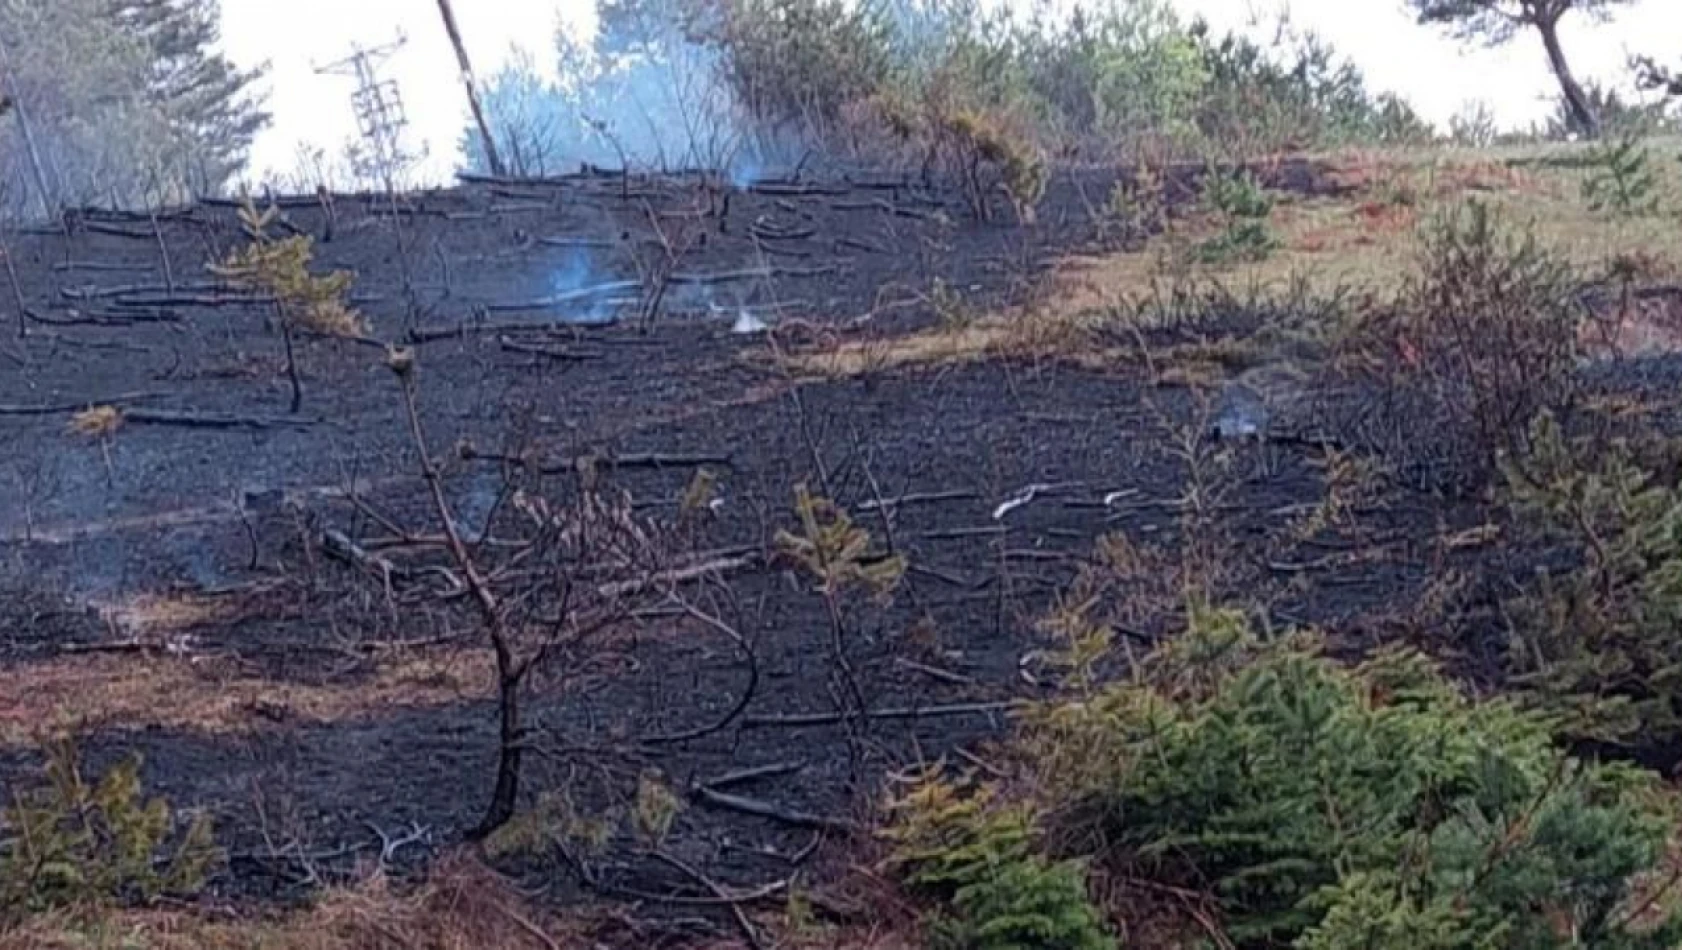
0,0,265,219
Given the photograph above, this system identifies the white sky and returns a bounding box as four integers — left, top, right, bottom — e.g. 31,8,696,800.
219,0,1682,185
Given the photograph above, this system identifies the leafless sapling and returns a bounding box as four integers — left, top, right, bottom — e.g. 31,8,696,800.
382,346,678,836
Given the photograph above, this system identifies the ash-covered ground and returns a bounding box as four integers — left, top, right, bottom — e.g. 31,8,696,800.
4,160,1660,933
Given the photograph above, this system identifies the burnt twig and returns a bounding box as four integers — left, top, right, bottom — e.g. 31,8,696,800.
498,335,604,362
690,786,859,833
741,701,1015,729
124,408,316,431
648,850,770,950
642,597,760,745
694,761,806,789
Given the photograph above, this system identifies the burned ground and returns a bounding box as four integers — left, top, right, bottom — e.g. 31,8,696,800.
0,156,1666,939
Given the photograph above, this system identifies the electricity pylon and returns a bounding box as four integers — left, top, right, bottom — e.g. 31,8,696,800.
313,34,425,192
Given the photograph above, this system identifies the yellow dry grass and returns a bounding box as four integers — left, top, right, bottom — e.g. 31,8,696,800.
2,853,578,950
97,589,250,637
67,405,123,438
782,141,1682,379
1,852,917,950
0,648,493,745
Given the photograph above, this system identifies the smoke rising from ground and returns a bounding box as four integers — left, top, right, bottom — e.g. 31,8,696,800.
461,16,788,182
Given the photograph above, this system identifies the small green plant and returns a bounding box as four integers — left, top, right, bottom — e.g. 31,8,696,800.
482,789,615,863
1,734,219,919
1105,160,1167,238
776,483,906,603
883,770,1115,950
210,194,366,413
1582,130,1661,218
928,277,974,331
1195,166,1278,263
937,107,1047,226
631,769,683,849
1019,603,1682,948
1500,410,1682,748
776,484,905,744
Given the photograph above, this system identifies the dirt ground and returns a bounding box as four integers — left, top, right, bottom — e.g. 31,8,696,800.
3,157,1666,940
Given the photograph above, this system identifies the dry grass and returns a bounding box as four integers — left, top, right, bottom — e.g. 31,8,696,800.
97,589,252,637
67,405,123,438
0,648,494,745
0,851,920,950
782,141,1682,380
2,852,580,950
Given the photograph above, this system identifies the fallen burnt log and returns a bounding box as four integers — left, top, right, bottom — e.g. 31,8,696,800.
61,280,229,301
28,308,180,327
68,205,202,224
483,280,641,313
497,335,604,362
745,182,850,197
830,198,932,220
747,221,816,241
407,317,622,343
460,443,735,474
666,264,839,285
122,408,318,431
51,260,154,274
200,193,351,210
79,221,160,240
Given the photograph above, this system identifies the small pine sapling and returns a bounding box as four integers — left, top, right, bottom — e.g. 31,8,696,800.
210,194,367,412
1582,130,1661,217
775,483,905,756
1500,410,1682,747
1195,165,1278,264
0,733,219,919
882,769,1115,950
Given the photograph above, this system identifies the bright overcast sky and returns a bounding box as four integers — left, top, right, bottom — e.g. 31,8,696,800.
219,0,1682,186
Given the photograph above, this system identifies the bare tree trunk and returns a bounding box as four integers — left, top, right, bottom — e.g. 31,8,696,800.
1536,18,1599,138
280,318,302,413
473,653,523,838
434,0,506,177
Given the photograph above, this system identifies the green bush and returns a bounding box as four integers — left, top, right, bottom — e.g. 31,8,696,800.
1021,605,1682,948
1582,130,1662,218
1342,200,1583,488
465,0,1432,178
1501,410,1682,749
1,734,219,919
884,774,1115,950
1190,17,1432,152
1196,167,1278,263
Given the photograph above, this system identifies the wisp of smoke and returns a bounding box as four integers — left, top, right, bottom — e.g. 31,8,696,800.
464,15,796,182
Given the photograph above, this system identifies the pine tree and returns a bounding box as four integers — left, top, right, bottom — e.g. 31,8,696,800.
0,0,267,215
113,0,269,190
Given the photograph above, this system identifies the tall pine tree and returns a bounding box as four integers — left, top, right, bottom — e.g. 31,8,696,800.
0,0,267,216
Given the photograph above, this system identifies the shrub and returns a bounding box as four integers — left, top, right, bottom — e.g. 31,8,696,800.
1190,17,1432,154
1582,130,1662,218
1410,201,1582,454
1,734,218,919
883,772,1115,950
695,0,895,136
936,107,1046,224
1020,604,1682,948
464,1,1431,180
1195,166,1278,263
1500,410,1682,749
211,195,365,412
1332,199,1583,492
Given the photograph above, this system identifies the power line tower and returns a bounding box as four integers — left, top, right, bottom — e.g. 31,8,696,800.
313,34,425,191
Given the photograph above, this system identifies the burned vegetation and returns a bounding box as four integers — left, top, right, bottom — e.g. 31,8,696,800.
8,3,1682,948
